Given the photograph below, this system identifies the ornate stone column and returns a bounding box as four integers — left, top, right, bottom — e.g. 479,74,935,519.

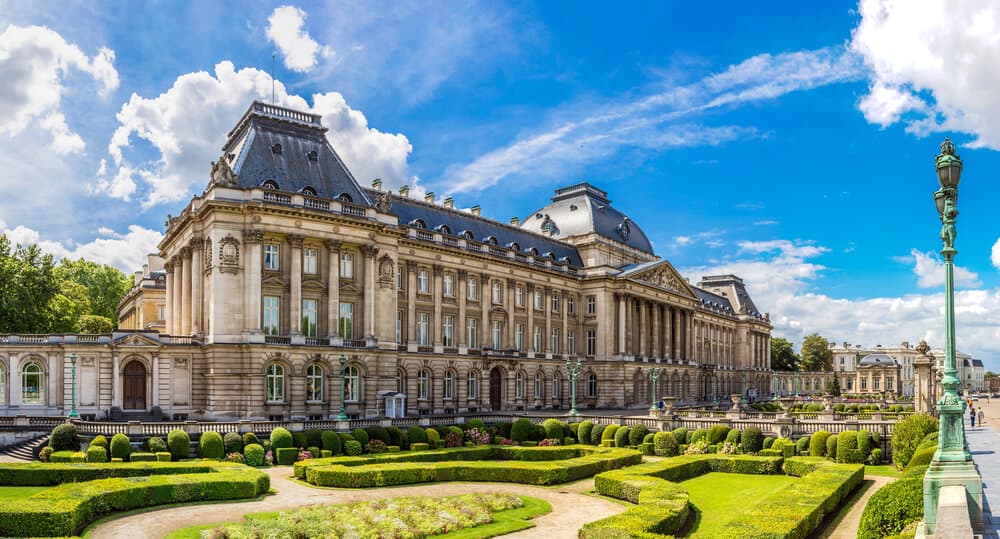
170,256,182,335
180,247,192,335
406,261,417,351
458,270,468,353
664,306,673,360
506,279,516,349
326,240,341,340
289,235,304,337
363,245,378,339
617,293,626,357
480,272,489,350
190,239,204,336
561,289,569,355
526,284,535,356
163,260,174,334
432,264,443,353
638,299,647,359
243,230,264,334
543,286,552,357
651,303,660,359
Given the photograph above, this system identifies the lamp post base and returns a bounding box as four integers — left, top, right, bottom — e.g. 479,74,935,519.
922,459,983,535
67,411,79,419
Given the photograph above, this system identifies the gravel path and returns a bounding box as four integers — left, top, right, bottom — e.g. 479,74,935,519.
88,467,626,539
816,474,893,539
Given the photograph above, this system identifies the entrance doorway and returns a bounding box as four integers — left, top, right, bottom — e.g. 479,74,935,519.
489,368,503,410
123,360,146,410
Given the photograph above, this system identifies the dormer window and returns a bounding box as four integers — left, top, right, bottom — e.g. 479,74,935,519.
270,143,282,155
507,242,520,251
483,236,498,245
262,180,279,190
337,193,353,203
307,150,318,161
410,219,426,228
300,186,317,196
527,247,538,256
461,231,474,240
435,224,451,235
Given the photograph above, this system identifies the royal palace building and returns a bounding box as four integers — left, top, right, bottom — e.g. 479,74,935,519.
0,102,773,421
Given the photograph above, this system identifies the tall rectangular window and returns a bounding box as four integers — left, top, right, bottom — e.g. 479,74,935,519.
340,253,354,278
492,281,502,304
468,278,478,300
264,244,280,270
514,323,523,351
887,376,894,391
567,330,575,355
586,296,596,315
874,377,880,390
263,295,280,335
417,270,429,293
395,310,402,344
491,320,502,349
443,274,454,297
861,377,867,390
442,315,454,347
587,330,596,356
515,286,523,307
397,267,405,290
551,293,559,313
303,248,318,274
551,328,560,354
417,312,429,345
339,302,354,339
567,296,575,314
467,318,478,348
302,299,318,337
533,326,542,352
533,290,542,310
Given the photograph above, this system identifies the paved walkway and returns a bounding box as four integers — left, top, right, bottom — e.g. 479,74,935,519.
969,397,1000,538
817,474,894,539
88,466,626,539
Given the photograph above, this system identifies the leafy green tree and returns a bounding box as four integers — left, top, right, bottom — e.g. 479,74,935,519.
0,235,60,333
46,281,91,333
770,337,799,371
55,258,132,323
829,370,842,396
78,315,114,334
800,333,833,372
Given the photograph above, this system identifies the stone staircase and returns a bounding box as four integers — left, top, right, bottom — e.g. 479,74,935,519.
0,435,48,461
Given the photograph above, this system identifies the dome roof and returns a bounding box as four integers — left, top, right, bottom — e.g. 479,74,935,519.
858,354,898,367
519,183,653,254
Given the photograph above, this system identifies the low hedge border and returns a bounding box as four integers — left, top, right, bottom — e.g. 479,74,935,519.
581,455,783,538
0,461,246,486
295,445,641,487
0,462,269,537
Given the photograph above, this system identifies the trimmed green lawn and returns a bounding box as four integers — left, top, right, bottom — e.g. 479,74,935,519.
681,472,798,537
864,464,903,478
0,486,50,499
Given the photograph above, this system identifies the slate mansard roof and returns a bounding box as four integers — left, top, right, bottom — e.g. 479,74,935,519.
220,101,372,205
858,353,899,367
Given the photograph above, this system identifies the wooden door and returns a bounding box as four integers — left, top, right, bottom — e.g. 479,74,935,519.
489,368,502,410
123,361,146,410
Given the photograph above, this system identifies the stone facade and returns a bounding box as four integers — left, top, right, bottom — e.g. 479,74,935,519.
0,102,772,420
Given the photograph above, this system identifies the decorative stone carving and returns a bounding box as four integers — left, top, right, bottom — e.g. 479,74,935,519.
189,238,205,250
179,246,191,259
378,255,395,288
432,264,443,278
288,234,305,249
361,244,378,258
219,234,240,274
374,189,392,213
243,229,264,244
631,264,685,293
209,158,238,188
203,239,213,270
325,239,342,252
617,217,631,241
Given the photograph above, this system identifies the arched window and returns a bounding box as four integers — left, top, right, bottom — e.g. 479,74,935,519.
444,370,455,400
467,370,478,399
306,364,323,402
300,186,317,196
534,372,543,399
515,372,524,399
396,368,406,394
587,373,598,398
21,362,44,404
483,236,498,245
409,219,426,228
417,369,430,400
435,224,451,235
262,180,279,190
345,365,360,401
0,364,4,404
265,363,284,402
461,230,474,240
551,374,561,400
337,193,353,203
527,247,538,256
507,242,520,251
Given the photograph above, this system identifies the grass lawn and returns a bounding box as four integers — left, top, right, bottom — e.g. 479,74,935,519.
681,472,798,537
864,464,903,478
0,486,50,499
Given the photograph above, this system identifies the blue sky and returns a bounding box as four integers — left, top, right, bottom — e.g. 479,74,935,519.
2,0,999,370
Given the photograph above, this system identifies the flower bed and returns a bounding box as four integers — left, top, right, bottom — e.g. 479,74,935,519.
295,445,641,488
0,462,269,537
581,455,863,539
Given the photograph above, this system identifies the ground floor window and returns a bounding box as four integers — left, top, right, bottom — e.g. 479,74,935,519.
587,373,597,398
266,363,284,402
418,369,430,400
444,370,454,399
467,370,478,399
21,362,44,404
306,364,323,402
345,365,360,401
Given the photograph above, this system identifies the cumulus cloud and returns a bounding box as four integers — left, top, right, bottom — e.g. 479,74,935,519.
266,5,332,73
851,0,1000,147
907,248,980,288
0,24,118,154
102,61,412,208
992,237,1000,271
445,46,860,194
1,223,161,273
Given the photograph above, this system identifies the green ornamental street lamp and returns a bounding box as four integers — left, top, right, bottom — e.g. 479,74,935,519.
712,371,718,405
647,365,662,412
566,357,583,416
67,353,78,419
335,354,348,421
922,138,982,534
772,372,778,398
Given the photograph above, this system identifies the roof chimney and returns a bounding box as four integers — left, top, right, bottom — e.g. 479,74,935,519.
510,216,520,225
425,191,435,204
444,196,454,209
471,205,481,216
372,178,383,191
134,271,143,282
399,185,410,197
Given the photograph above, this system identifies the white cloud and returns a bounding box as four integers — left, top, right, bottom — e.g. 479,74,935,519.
674,236,692,247
445,46,860,194
907,248,980,288
0,24,118,154
992,237,1000,270
266,5,332,73
103,61,412,208
2,223,161,273
753,220,779,226
851,0,1000,147
737,239,829,259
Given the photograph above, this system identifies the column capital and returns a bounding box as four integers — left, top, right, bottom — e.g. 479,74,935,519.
361,244,379,258
288,234,305,249
325,239,343,252
507,278,517,288
433,264,444,277
406,260,419,272
480,272,490,283
243,229,264,244
189,237,205,250
179,246,192,258
164,260,174,273
457,269,467,280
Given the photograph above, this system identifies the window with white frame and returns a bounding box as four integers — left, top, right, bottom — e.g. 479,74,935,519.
418,369,430,399
157,305,166,321
340,253,354,278
468,278,478,300
567,330,575,355
306,364,323,402
533,326,542,352
492,280,502,304
551,293,559,313
887,376,894,391
534,372,542,399
397,268,405,290
533,290,542,310
442,315,454,347
444,370,454,399
417,312,429,346
302,299,318,337
339,302,354,339
467,318,478,348
551,375,560,400
491,320,502,349
303,248,318,274
567,296,575,314
417,270,429,293
395,310,402,344
874,377,880,391
345,365,360,401
551,328,560,354
266,363,284,402
443,274,454,297
586,296,596,315
515,286,524,307
396,368,406,393
587,373,597,398
263,296,280,335
586,330,596,356
264,243,280,270
0,365,4,404
514,323,523,351
21,362,44,404
467,370,478,399
515,372,524,399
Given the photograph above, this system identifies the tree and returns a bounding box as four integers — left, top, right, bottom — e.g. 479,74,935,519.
46,281,91,333
770,337,799,371
0,235,60,333
78,315,114,334
55,258,132,323
829,370,842,396
800,333,833,372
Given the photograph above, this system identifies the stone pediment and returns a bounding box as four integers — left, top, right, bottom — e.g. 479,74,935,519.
262,275,287,287
113,333,161,348
623,260,697,298
340,282,362,294
302,278,328,290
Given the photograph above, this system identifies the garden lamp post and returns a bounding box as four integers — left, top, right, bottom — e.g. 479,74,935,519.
335,354,348,420
772,371,778,397
712,371,718,405
741,370,747,403
68,353,78,418
566,357,583,416
922,138,982,534
647,365,662,412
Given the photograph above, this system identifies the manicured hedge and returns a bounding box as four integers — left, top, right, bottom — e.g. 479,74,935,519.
810,430,831,457
296,445,640,488
837,430,865,464
740,427,763,454
129,452,156,462
321,430,342,455
891,413,938,469
50,451,85,463
0,462,269,537
276,447,299,465
630,425,649,447
270,427,293,450
86,446,107,463
49,424,79,452
167,429,190,461
109,433,130,460
858,465,926,539
578,421,594,446
653,431,679,457
614,426,631,448
199,431,224,459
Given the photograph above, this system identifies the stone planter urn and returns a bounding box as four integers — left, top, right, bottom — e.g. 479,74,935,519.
661,396,676,417
779,396,797,418
823,395,833,412
730,393,742,411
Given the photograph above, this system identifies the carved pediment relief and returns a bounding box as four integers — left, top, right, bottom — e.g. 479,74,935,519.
302,278,328,290
340,282,362,294
626,261,695,298
262,275,288,287
114,333,161,348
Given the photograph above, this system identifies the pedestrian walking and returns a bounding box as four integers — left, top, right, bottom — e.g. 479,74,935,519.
977,407,985,426
970,406,976,428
